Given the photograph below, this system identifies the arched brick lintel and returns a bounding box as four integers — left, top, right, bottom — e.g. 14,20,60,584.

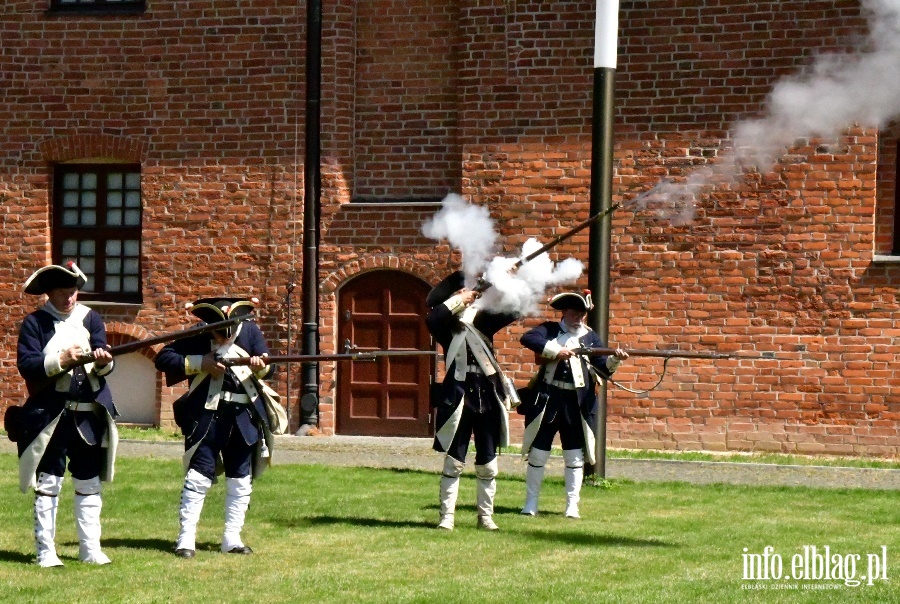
105,322,162,361
38,133,148,164
320,254,450,297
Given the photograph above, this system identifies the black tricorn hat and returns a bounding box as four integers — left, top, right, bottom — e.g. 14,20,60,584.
426,270,466,307
24,262,88,295
549,290,594,312
186,297,257,334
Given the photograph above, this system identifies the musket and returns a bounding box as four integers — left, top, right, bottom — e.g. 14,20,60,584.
219,348,439,366
474,180,670,293
72,315,251,367
21,315,252,396
572,346,775,396
574,347,776,360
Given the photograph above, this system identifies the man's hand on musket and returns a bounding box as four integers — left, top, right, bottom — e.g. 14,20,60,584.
456,288,480,307
59,345,86,369
559,347,629,360
247,354,267,371
91,346,113,368
201,352,227,378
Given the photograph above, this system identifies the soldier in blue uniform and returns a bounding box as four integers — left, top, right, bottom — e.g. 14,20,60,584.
518,290,626,518
14,262,118,567
426,271,520,531
155,297,275,558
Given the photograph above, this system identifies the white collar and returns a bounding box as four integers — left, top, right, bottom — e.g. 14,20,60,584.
42,301,74,321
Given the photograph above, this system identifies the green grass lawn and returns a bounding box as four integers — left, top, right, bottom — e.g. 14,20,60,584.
0,453,897,604
102,427,900,470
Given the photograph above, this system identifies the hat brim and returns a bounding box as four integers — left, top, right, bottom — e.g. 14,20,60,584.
23,264,88,295
188,297,257,324
549,293,591,312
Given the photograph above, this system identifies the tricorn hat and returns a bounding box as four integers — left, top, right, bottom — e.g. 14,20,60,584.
426,270,466,307
549,289,594,312
24,262,88,295
186,297,257,336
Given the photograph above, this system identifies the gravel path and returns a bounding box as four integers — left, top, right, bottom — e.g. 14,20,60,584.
3,435,898,490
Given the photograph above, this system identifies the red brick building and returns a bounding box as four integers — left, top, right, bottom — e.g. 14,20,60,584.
2,1,898,456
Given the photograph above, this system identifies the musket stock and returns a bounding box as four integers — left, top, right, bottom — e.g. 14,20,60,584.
220,349,439,366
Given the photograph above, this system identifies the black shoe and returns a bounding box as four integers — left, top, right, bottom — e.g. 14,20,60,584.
225,546,253,555
174,548,196,558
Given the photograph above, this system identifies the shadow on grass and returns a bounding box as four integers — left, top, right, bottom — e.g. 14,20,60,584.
517,528,677,548
101,538,234,555
421,503,522,515
291,515,435,530
379,467,437,477
101,537,177,553
0,549,34,564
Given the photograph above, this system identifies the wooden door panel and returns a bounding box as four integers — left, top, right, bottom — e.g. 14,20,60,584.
337,271,434,437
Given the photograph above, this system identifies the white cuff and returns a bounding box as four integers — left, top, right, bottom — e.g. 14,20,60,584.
44,353,64,377
254,356,270,379
542,340,563,359
185,355,204,375
443,294,467,315
605,356,621,373
95,359,114,377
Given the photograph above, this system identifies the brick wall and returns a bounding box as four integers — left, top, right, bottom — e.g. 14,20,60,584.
352,0,462,200
464,136,900,457
2,1,898,456
0,1,304,418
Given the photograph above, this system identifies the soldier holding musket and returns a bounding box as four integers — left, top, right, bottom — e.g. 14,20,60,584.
13,262,118,567
155,297,276,558
518,290,627,519
426,271,520,531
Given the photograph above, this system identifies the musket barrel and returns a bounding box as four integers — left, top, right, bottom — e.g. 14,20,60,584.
472,180,670,295
220,349,439,366
74,316,250,366
575,347,775,360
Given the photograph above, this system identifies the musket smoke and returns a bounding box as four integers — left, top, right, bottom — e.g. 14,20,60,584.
478,239,584,315
422,194,583,315
661,0,900,212
421,193,497,276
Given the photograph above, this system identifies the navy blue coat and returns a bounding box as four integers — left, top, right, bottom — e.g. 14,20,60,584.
426,301,518,413
154,321,273,450
15,305,117,451
519,321,614,425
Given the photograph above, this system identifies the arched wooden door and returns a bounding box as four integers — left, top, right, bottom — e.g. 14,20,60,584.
336,271,435,437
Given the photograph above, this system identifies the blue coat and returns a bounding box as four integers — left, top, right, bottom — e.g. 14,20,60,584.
154,321,273,451
519,321,614,426
426,302,518,413
15,304,117,452
426,300,519,453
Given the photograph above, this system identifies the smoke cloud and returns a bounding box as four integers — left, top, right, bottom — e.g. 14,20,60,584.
421,193,497,276
478,239,584,315
661,0,900,213
422,194,583,315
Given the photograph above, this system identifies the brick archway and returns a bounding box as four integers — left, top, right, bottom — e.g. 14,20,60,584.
104,322,162,425
38,133,148,164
